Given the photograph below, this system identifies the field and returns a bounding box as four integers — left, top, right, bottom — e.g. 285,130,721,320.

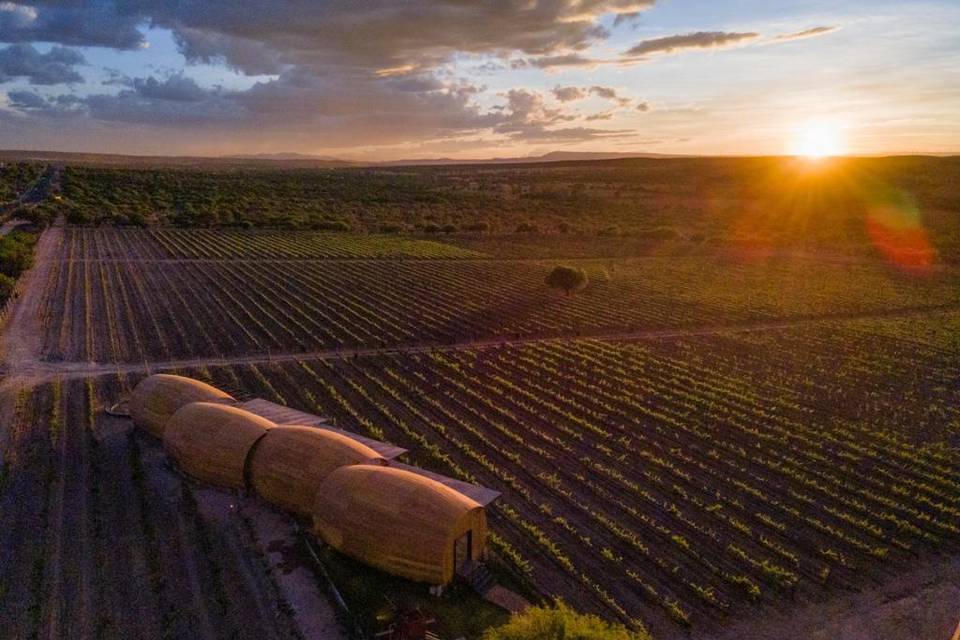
32,228,960,365
1,157,959,640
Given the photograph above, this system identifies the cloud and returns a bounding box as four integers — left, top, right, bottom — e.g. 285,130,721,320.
496,88,575,127
129,74,211,102
44,70,499,145
0,2,145,49
173,27,287,76
491,88,632,142
589,85,630,106
625,31,759,57
551,84,632,106
772,26,838,42
4,73,242,125
519,53,601,69
5,89,83,117
585,110,614,121
6,88,43,108
0,0,660,151
5,2,654,73
635,101,651,112
83,74,249,124
0,43,84,84
552,85,586,102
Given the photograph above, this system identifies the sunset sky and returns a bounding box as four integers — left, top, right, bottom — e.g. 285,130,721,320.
0,1,956,159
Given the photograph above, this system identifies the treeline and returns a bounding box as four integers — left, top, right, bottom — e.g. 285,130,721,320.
54,157,960,257
0,162,45,203
0,231,37,303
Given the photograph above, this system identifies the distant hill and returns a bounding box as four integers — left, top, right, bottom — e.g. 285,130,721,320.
375,150,688,166
226,152,351,163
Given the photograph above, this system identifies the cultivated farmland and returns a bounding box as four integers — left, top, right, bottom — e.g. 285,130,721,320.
186,319,959,637
32,228,960,364
2,158,959,640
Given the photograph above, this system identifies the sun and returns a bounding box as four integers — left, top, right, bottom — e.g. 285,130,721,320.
789,120,847,159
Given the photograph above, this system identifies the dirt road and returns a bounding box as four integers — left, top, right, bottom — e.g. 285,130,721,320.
4,300,956,387
0,217,63,371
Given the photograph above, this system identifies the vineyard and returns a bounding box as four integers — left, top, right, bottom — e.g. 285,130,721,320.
2,212,960,639
6,312,955,638
35,228,960,364
189,318,960,637
0,375,330,639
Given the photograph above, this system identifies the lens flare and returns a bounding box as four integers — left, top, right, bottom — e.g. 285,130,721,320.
865,190,935,271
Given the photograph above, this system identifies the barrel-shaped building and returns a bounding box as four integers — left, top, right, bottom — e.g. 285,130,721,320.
312,465,487,585
130,374,235,438
125,374,493,586
163,402,273,489
248,426,384,517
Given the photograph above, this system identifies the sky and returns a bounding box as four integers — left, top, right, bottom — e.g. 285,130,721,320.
0,0,956,160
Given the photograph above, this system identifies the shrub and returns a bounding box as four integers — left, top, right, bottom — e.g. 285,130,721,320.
313,219,350,232
545,265,588,296
637,227,679,241
464,221,490,233
484,602,649,640
66,206,92,225
0,232,36,278
0,273,15,301
516,222,539,234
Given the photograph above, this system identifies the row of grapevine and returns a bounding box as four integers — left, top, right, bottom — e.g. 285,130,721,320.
63,227,486,260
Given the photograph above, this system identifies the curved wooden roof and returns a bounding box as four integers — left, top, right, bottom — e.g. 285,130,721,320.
130,374,234,438
163,402,273,489
248,426,384,517
312,465,486,584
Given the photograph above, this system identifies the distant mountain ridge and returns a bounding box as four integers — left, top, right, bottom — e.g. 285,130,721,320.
375,150,688,166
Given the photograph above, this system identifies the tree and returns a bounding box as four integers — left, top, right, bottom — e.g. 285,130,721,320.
0,233,35,278
484,602,649,640
545,265,587,296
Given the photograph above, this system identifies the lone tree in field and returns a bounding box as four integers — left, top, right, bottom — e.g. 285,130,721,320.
546,265,588,296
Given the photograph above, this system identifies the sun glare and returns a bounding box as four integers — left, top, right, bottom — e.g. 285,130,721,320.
790,120,847,159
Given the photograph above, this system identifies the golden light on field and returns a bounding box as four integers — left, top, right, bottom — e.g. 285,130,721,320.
789,120,847,159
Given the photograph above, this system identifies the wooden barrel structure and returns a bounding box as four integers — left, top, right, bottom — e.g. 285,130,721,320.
312,465,487,585
126,374,490,586
247,425,384,517
129,374,234,438
163,402,273,489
